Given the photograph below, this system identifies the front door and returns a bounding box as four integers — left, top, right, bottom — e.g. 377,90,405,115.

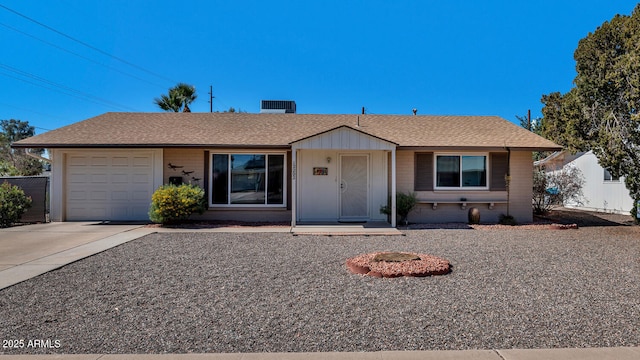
340,155,369,220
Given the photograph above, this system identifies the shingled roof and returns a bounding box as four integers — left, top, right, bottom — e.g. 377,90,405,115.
12,112,561,150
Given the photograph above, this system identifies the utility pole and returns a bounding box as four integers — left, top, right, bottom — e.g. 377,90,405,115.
208,85,215,113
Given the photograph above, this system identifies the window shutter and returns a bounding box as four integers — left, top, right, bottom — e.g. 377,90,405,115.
415,153,434,191
490,152,508,191
204,150,210,205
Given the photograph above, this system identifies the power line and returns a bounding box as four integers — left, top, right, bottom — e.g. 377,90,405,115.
0,62,139,111
0,3,177,85
0,22,167,89
0,101,61,125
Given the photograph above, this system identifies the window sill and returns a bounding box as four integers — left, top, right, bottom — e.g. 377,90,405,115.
208,206,287,211
433,187,490,191
417,199,507,210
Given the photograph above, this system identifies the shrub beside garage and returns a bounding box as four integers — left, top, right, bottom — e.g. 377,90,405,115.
0,181,32,228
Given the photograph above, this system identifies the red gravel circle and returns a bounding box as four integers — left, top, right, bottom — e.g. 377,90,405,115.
346,252,451,278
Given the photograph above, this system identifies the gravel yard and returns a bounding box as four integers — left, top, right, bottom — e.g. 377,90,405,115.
1,227,639,354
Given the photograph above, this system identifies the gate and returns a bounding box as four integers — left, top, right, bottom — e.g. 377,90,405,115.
1,176,49,223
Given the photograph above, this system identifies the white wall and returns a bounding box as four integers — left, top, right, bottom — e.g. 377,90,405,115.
564,151,633,214
296,150,388,222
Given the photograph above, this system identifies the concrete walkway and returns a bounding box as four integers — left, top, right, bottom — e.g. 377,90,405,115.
0,222,638,359
291,224,403,236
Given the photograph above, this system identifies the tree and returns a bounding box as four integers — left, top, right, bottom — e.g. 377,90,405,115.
154,83,197,112
516,113,543,135
516,113,548,161
0,119,43,176
222,107,246,113
540,4,640,213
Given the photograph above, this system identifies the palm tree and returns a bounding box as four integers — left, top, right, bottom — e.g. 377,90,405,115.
154,83,197,112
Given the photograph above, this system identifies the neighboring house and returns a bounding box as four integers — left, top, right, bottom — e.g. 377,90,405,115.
535,150,634,215
12,112,560,225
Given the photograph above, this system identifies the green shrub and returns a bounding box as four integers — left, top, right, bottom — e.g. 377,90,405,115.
631,200,639,225
149,184,206,225
380,191,417,225
0,181,32,228
499,214,517,226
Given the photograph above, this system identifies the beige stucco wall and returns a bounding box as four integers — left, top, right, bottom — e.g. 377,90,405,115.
162,148,291,222
395,149,533,223
162,148,206,187
161,148,534,224
507,150,534,223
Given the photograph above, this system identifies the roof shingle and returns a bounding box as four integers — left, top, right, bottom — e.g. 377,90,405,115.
12,112,561,150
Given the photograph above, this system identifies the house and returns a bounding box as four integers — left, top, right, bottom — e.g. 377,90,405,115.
12,112,561,226
535,150,634,214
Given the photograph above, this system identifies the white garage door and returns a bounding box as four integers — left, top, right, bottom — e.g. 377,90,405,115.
66,152,155,221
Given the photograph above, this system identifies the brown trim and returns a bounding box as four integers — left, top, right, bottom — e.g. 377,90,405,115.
490,152,509,191
203,150,210,206
414,152,434,191
398,146,562,151
286,151,292,210
11,144,292,149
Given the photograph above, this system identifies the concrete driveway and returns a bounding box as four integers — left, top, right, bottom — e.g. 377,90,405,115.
0,222,153,289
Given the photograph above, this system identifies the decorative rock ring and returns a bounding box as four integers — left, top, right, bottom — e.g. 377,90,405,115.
346,251,451,278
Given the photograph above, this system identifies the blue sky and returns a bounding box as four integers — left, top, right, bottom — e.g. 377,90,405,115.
1,1,638,134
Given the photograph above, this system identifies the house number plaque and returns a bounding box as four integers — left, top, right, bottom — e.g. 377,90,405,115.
313,167,328,176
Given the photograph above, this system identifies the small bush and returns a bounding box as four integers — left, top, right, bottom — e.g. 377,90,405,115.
149,184,206,225
0,181,32,228
499,214,517,226
380,191,417,225
533,165,584,214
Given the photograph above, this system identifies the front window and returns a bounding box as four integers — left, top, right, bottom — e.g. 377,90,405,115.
436,156,460,187
211,153,285,206
436,155,487,189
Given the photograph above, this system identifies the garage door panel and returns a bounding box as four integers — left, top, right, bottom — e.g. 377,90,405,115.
132,191,150,201
66,152,155,221
111,174,129,183
67,206,108,219
133,157,152,167
69,191,87,200
110,191,129,200
110,206,130,219
133,174,150,183
112,157,129,166
131,205,150,216
69,173,88,183
90,174,108,183
91,191,108,200
68,156,88,166
90,157,108,166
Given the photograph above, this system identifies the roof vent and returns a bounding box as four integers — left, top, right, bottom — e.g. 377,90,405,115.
260,100,296,114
